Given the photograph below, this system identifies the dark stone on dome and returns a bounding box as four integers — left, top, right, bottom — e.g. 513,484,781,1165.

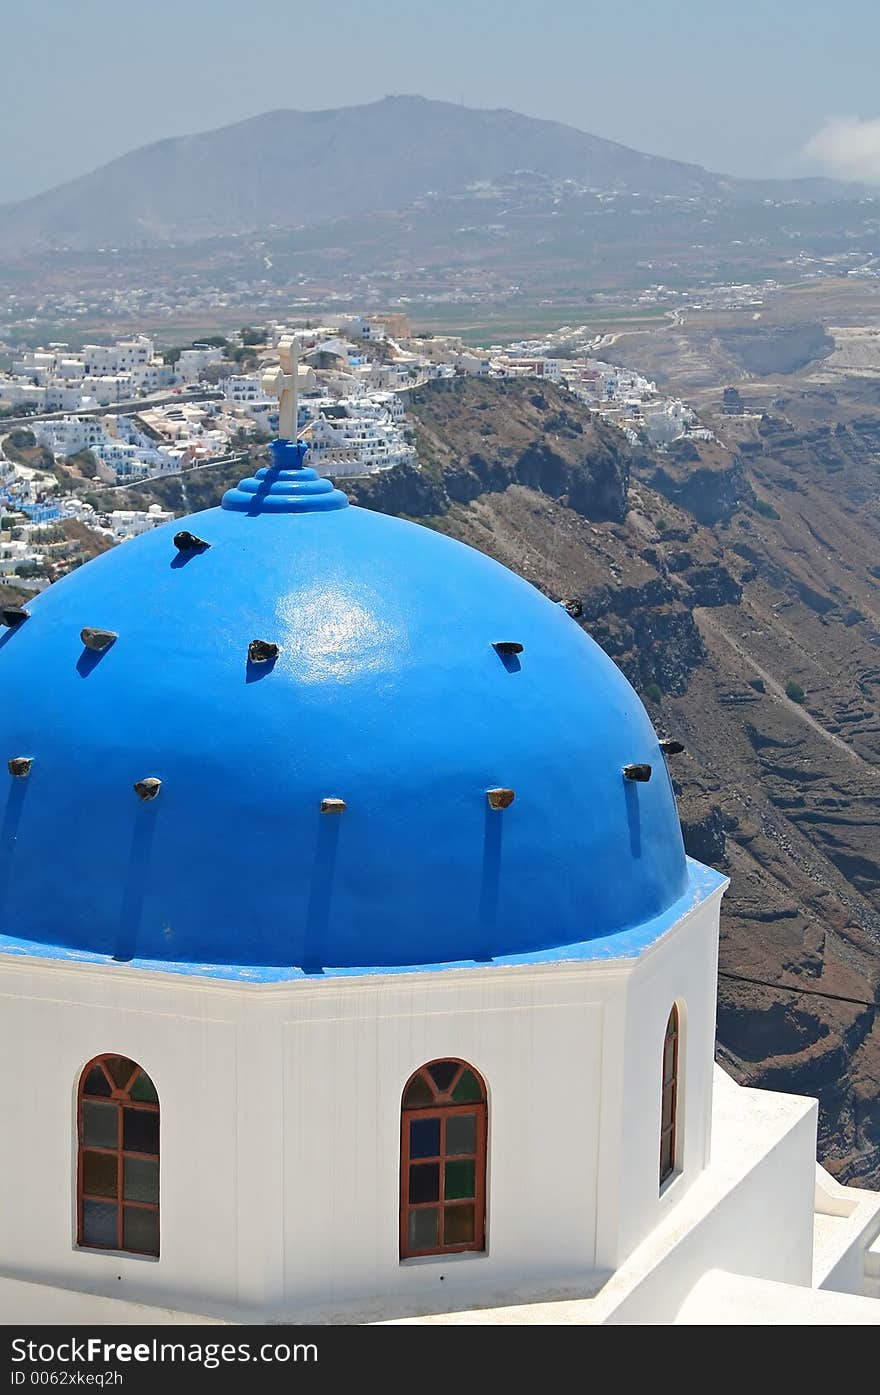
659,739,685,756
249,639,280,664
2,607,29,628
623,763,652,782
492,641,524,655
80,627,118,652
321,798,347,814
8,757,32,777
134,777,162,801
174,531,210,553
487,787,515,810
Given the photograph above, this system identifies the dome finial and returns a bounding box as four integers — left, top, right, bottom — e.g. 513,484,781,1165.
222,441,349,513
222,333,349,514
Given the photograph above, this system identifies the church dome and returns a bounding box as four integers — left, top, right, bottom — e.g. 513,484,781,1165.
0,444,688,972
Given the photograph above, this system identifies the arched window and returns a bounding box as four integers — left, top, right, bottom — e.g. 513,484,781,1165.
400,1059,487,1259
660,1006,679,1187
77,1055,159,1257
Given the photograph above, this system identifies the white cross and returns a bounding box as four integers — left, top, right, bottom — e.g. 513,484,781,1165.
261,334,316,441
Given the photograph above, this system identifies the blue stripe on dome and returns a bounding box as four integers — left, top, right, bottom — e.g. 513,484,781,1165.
0,862,727,982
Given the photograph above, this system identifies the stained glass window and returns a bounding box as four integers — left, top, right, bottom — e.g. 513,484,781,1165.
77,1055,159,1257
660,1006,680,1187
400,1059,486,1259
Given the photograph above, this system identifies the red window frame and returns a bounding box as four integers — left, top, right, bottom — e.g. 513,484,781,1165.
76,1054,159,1257
400,1058,487,1260
660,1005,679,1187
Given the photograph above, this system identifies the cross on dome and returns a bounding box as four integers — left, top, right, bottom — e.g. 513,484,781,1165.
261,335,316,441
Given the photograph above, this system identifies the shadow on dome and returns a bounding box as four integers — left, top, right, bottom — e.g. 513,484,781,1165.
494,649,522,675
170,550,201,570
301,811,343,974
76,646,110,678
114,803,159,963
476,804,502,962
245,485,272,518
0,778,29,919
624,780,642,858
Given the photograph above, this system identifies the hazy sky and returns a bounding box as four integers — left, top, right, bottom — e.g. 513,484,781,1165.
3,0,879,204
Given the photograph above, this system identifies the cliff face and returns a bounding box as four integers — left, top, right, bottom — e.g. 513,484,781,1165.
640,436,755,525
349,378,880,1187
353,382,744,700
355,378,631,522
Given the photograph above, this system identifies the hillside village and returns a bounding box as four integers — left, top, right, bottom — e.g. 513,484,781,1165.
0,313,712,591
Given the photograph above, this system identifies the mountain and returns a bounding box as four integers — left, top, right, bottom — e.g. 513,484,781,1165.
0,96,862,255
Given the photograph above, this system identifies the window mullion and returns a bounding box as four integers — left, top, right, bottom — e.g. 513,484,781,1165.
438,1113,446,1249
117,1096,124,1251
400,1108,411,1260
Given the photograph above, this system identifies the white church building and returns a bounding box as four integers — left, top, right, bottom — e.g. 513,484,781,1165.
0,349,878,1325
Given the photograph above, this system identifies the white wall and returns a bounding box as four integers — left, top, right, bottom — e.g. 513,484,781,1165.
2,889,877,1326
0,893,720,1323
0,967,239,1316
0,1275,222,1325
281,972,607,1317
814,1165,880,1296
613,896,720,1264
675,1269,880,1325
387,1069,831,1327
604,1073,819,1323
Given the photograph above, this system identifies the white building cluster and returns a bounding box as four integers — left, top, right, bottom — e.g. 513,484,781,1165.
425,324,714,448
0,336,178,413
0,468,172,585
2,314,718,515
32,406,238,485
562,358,704,446
217,320,429,475
100,504,175,539
3,321,429,489
0,337,233,415
297,395,414,475
492,330,715,448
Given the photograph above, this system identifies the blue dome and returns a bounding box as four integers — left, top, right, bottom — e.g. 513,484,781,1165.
0,444,688,971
